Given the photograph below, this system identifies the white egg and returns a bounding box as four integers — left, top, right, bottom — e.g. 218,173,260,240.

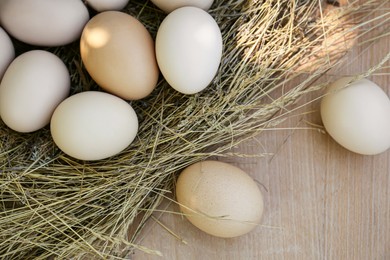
151,0,214,13
156,7,222,95
50,91,139,161
86,0,129,12
320,77,390,155
0,27,14,80
0,0,89,46
0,50,70,133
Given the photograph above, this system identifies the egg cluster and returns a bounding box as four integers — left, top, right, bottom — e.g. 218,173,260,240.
0,0,222,161
0,0,258,239
0,0,389,241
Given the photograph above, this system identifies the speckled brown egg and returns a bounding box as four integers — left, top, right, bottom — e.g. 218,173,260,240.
176,160,264,238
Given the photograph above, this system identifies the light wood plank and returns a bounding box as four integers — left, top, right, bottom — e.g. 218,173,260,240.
132,2,390,259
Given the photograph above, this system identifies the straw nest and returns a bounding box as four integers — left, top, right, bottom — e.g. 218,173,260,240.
1,0,389,259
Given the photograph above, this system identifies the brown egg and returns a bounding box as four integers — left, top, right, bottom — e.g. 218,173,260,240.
80,11,159,100
176,160,264,238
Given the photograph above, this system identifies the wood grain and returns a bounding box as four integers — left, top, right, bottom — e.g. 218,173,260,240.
132,3,390,260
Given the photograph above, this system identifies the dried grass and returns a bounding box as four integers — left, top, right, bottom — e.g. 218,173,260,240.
1,0,389,258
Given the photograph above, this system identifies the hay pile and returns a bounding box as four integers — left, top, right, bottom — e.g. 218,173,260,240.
0,0,388,258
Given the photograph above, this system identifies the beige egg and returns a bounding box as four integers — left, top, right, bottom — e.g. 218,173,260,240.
50,91,138,161
321,77,390,155
0,50,70,133
80,11,159,100
151,0,214,13
0,27,14,81
156,7,222,94
0,0,89,46
176,160,264,238
86,0,129,12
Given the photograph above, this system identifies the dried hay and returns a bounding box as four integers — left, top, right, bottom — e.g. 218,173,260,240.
0,0,389,258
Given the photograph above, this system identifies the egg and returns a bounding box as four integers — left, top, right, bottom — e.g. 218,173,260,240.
156,7,222,94
0,0,89,46
0,27,14,81
86,0,129,12
50,91,138,161
176,160,264,238
80,11,158,100
0,50,70,133
151,0,214,13
321,77,390,155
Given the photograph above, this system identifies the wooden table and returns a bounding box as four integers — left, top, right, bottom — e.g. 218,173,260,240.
132,4,390,260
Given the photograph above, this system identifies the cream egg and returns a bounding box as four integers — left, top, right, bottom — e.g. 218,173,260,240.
0,0,89,46
80,11,159,100
151,0,214,13
86,0,129,12
156,7,222,94
0,27,14,81
50,91,138,161
321,77,390,155
176,160,264,238
0,50,70,133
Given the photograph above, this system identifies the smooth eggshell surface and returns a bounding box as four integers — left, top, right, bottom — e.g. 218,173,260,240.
156,7,222,94
0,50,70,133
0,0,89,46
80,11,159,100
321,77,390,155
86,0,129,12
50,91,138,161
151,0,214,13
0,27,14,81
176,160,264,238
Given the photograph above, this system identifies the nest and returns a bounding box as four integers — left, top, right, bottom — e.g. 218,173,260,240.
1,0,389,258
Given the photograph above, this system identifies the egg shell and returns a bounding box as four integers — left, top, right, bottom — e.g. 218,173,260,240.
80,11,159,100
50,91,138,161
155,7,222,94
176,160,264,238
0,0,89,46
0,27,14,81
86,0,129,12
320,77,390,155
151,0,214,13
0,50,70,133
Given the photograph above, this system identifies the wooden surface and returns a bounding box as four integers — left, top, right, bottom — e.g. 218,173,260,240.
132,5,390,260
